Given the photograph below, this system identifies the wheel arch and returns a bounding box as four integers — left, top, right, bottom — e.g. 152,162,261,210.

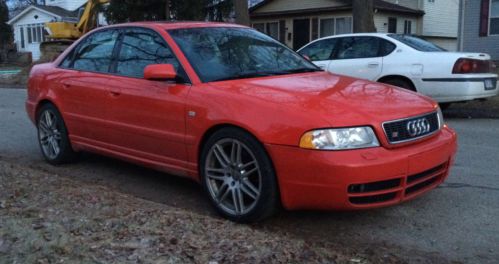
377,75,417,92
197,123,266,165
35,99,59,120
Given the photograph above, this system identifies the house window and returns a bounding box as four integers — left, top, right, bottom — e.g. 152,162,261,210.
252,22,279,40
491,0,499,35
335,17,353,35
26,24,46,44
266,22,279,40
404,20,412,34
320,18,335,37
253,23,265,33
318,17,353,37
20,27,25,49
388,18,397,33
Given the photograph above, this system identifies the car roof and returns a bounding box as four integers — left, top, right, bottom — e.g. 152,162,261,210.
102,21,248,30
297,33,396,51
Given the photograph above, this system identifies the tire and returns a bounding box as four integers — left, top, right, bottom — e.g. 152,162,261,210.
36,104,78,165
439,103,452,110
200,127,279,222
381,78,416,92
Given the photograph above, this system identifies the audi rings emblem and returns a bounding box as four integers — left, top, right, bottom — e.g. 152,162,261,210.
406,118,431,137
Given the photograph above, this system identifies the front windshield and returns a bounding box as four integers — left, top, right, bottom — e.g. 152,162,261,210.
388,34,446,52
168,27,320,82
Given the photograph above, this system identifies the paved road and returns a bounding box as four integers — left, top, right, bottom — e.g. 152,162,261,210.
1,88,498,263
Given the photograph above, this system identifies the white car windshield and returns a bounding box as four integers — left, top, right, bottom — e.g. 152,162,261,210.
168,27,321,82
388,34,446,52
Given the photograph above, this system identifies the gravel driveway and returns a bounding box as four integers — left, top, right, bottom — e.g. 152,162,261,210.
0,88,498,263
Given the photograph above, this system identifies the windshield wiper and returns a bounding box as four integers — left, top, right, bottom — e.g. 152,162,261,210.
211,72,280,82
282,68,323,74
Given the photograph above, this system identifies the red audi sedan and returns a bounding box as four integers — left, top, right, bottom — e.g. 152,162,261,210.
26,22,457,222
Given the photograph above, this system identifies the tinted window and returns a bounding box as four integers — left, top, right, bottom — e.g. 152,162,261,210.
388,34,446,51
299,38,337,61
116,28,185,80
335,37,380,59
71,30,119,73
168,27,319,83
380,39,396,56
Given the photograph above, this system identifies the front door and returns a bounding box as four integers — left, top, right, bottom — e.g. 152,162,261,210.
293,19,310,50
105,28,191,168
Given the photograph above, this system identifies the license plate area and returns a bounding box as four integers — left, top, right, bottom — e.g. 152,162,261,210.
484,78,497,90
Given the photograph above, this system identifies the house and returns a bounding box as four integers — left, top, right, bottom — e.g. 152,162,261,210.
7,0,86,60
383,0,460,51
458,0,499,61
250,0,460,51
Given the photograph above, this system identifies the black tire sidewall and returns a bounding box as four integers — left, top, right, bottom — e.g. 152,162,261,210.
384,79,415,91
200,127,279,223
36,104,76,165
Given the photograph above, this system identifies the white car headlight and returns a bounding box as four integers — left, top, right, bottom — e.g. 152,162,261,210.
437,107,444,129
299,127,380,150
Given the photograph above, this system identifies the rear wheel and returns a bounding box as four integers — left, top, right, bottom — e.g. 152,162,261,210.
381,78,416,92
200,128,279,222
37,104,77,165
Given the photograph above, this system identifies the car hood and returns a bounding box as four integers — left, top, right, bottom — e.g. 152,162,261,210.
210,71,438,127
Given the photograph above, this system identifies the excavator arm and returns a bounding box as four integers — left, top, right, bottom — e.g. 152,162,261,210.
44,0,109,40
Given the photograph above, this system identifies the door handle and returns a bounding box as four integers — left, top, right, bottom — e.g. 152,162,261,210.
62,83,71,89
368,62,380,68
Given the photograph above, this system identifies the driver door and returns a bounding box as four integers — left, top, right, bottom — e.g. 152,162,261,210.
105,27,191,167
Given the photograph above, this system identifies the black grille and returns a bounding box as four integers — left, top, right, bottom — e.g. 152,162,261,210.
349,192,397,205
348,178,401,194
407,163,446,184
383,112,439,144
405,176,440,195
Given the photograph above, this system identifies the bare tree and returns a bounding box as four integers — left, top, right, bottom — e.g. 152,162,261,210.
352,0,376,33
7,0,38,17
234,0,249,26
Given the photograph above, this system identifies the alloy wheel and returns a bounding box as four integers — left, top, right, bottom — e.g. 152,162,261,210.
204,138,262,216
38,110,62,160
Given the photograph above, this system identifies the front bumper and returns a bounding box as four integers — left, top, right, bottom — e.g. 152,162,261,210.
266,126,457,210
419,76,498,103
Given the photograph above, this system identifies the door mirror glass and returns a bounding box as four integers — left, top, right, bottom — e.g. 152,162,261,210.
144,64,177,80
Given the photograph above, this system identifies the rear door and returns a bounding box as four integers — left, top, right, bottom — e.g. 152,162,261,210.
298,38,338,70
327,36,383,80
57,29,120,144
104,27,191,167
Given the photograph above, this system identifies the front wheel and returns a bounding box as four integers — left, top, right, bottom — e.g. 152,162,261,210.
200,128,279,222
37,104,77,165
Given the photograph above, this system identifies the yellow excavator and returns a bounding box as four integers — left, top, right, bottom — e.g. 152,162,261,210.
40,0,109,60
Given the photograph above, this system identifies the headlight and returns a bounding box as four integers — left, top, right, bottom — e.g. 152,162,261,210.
299,127,380,150
437,107,444,129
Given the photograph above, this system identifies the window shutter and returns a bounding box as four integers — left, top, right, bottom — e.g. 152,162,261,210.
279,20,286,43
479,0,490,36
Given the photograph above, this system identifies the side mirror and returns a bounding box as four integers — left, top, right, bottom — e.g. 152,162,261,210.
144,64,177,81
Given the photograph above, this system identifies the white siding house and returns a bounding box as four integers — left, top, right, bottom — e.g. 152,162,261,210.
7,1,86,61
250,0,424,50
384,0,460,51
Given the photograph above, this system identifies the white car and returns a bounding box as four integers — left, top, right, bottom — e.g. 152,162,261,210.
297,33,498,107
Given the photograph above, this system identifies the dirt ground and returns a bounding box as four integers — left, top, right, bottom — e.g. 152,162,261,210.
1,159,432,264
